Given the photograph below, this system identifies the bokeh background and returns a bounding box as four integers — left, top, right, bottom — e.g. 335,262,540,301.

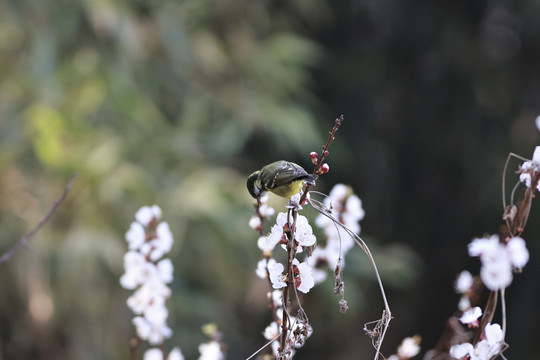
1,0,540,359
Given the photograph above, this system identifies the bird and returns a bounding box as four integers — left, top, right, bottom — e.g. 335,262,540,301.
247,160,317,199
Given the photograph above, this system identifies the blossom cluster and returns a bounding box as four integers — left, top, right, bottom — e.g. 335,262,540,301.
250,184,365,357
448,147,538,360
255,209,317,293
468,234,529,291
519,146,540,190
449,323,504,360
449,234,528,359
121,206,227,360
120,205,183,360
310,184,365,283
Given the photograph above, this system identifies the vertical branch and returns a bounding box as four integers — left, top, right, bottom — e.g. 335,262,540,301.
280,208,298,354
129,337,142,360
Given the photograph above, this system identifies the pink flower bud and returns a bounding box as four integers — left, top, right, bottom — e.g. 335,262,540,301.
309,152,318,165
319,163,329,174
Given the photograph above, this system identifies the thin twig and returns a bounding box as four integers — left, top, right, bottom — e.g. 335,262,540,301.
308,196,391,359
245,332,282,360
300,115,343,205
0,173,78,265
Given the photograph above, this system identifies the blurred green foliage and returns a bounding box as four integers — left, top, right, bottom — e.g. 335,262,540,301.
1,0,540,359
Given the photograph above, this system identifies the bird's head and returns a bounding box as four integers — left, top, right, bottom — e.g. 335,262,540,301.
246,171,263,199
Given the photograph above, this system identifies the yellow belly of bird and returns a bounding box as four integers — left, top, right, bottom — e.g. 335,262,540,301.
268,180,305,198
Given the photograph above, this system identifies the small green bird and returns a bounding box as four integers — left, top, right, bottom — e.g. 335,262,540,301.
247,160,317,199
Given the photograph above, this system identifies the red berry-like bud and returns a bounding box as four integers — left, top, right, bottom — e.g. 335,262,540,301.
323,150,329,156
309,151,318,165
319,163,330,174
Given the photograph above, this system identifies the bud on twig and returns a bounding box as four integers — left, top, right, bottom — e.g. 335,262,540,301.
309,152,318,165
316,163,329,175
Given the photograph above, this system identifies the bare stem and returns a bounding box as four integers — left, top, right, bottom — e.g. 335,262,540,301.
280,208,298,354
129,336,142,360
0,173,78,265
300,115,344,205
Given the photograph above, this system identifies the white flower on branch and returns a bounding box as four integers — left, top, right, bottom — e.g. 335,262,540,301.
506,236,529,269
126,222,146,250
296,215,316,247
455,270,473,294
293,259,315,293
315,184,365,264
450,323,503,360
459,307,482,327
144,347,184,360
396,335,421,359
135,205,162,227
249,216,262,230
258,224,284,254
121,206,179,350
468,234,529,290
198,341,224,360
519,146,540,190
269,261,287,289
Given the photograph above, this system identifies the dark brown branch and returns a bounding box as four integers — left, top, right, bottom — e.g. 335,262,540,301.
300,115,344,205
0,173,78,265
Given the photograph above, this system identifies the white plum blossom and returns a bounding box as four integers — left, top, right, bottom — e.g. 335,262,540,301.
506,236,529,268
455,270,474,294
256,258,282,280
135,205,162,227
156,258,174,283
293,258,315,293
288,192,302,207
126,222,146,250
314,184,365,272
269,261,287,289
468,234,529,291
450,323,504,360
468,235,499,258
270,290,282,307
249,195,275,230
168,348,185,360
133,316,152,340
304,247,329,284
459,307,482,326
295,215,316,247
396,336,421,359
276,212,288,227
258,224,284,254
480,261,513,291
121,206,177,348
519,146,540,190
120,251,148,289
259,203,275,218
249,216,262,230
455,270,474,311
263,321,280,341
198,341,224,360
256,258,269,279
143,348,163,360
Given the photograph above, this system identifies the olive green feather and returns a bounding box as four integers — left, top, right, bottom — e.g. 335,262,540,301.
247,160,317,199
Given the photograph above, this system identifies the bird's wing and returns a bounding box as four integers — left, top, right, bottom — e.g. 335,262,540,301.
264,162,309,190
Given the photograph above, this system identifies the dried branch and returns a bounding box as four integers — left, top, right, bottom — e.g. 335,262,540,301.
0,173,78,265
